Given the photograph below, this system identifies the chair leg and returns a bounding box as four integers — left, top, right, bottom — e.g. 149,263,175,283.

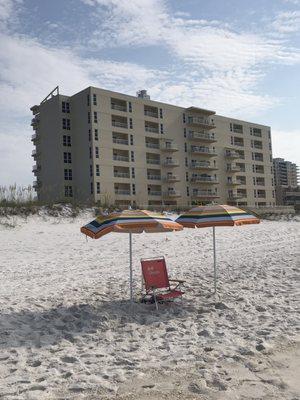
153,289,158,311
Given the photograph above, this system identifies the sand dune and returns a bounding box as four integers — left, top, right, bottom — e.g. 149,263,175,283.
0,214,299,399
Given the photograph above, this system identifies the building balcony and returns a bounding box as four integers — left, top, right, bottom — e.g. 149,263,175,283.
161,142,178,152
146,158,160,165
228,193,245,200
115,189,131,196
190,147,217,156
31,116,40,127
113,155,129,162
113,138,129,145
226,180,242,186
30,105,40,115
164,175,180,182
163,159,179,167
144,110,158,118
111,103,127,112
145,126,159,133
188,131,216,142
190,162,217,170
192,190,220,199
31,133,39,142
227,164,240,172
191,176,219,184
147,174,161,181
146,142,159,149
187,116,216,129
148,191,162,196
163,190,181,198
114,172,130,178
225,150,240,159
112,121,128,129
33,180,41,189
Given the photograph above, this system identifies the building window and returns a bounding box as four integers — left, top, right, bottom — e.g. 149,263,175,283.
90,165,93,177
89,147,92,159
184,143,187,153
129,118,133,129
131,151,134,162
88,129,91,142
64,168,72,181
253,177,256,185
128,101,132,113
94,111,98,123
62,101,70,113
63,135,71,146
95,147,99,158
87,94,90,106
63,152,72,164
186,172,189,182
159,108,163,118
64,185,73,197
93,94,97,106
230,123,232,132
96,182,100,194
88,112,90,124
130,134,134,145
95,129,98,141
90,182,93,194
131,167,135,178
160,124,164,134
96,164,100,176
132,183,136,195
185,157,188,167
184,128,186,138
186,187,190,197
62,118,70,130
183,113,186,123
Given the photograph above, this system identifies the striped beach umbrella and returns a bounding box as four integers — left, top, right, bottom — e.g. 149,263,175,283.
81,209,182,302
176,205,260,294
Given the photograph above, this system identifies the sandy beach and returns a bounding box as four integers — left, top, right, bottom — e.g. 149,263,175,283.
0,213,299,399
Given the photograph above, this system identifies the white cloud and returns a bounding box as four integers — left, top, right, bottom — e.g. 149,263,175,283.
272,11,300,34
0,0,22,29
272,129,300,166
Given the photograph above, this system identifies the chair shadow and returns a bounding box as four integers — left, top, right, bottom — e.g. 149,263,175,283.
0,298,202,350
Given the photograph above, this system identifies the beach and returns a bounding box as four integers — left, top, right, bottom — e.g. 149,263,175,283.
0,213,299,399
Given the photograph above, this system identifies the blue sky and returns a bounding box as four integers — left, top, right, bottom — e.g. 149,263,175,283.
0,0,299,185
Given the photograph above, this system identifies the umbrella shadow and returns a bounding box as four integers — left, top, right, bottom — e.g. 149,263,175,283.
0,298,201,350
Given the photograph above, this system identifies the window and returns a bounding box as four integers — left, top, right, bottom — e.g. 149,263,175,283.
128,101,132,113
95,147,99,158
159,108,163,118
96,164,100,176
62,101,70,113
186,172,189,182
63,152,72,163
129,118,133,129
88,129,91,142
64,169,72,181
131,167,135,178
160,124,164,134
186,187,190,197
88,112,90,124
63,135,71,146
96,182,100,194
132,184,136,195
94,129,98,141
62,118,70,130
185,157,188,167
94,111,98,123
232,123,243,133
131,151,134,162
90,182,94,194
184,143,187,153
130,134,133,145
93,94,97,106
183,113,186,123
184,128,186,138
90,165,93,177
87,94,90,106
89,147,92,159
64,185,73,197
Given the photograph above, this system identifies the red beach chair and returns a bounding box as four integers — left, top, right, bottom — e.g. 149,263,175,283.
140,257,185,310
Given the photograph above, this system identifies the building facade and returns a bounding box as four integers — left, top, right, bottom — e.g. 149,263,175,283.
273,158,299,206
30,86,276,208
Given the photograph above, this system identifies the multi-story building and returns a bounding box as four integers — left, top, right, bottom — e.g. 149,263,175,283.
273,157,299,206
30,86,275,208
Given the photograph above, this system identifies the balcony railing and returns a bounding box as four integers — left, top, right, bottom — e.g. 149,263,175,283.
31,133,38,141
112,121,128,129
228,193,245,199
147,158,160,165
113,155,129,162
111,103,127,112
145,126,159,133
31,149,36,157
147,175,161,180
144,110,158,118
191,176,218,183
227,164,240,172
164,175,180,182
163,190,181,197
191,147,216,155
227,180,241,186
225,150,240,158
190,162,216,170
148,191,162,196
192,190,219,198
146,142,159,149
114,172,130,178
163,159,179,166
115,189,131,195
113,138,129,145
161,143,178,151
187,117,215,128
189,132,216,141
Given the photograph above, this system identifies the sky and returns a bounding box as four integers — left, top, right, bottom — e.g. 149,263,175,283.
0,0,299,186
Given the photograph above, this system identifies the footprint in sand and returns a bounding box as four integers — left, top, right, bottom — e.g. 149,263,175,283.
61,356,78,363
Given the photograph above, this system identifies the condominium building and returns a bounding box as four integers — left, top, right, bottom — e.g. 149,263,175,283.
30,86,275,208
273,157,299,205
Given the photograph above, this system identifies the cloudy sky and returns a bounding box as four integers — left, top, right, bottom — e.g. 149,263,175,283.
0,0,299,186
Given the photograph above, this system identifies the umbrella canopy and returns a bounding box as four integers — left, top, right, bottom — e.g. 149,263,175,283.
175,204,260,228
81,210,183,303
176,205,260,294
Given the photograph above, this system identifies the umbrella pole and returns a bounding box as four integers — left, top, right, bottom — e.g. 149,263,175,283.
213,226,217,294
129,232,133,303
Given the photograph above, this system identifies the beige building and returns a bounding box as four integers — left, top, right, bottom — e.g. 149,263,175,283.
273,157,299,206
30,86,276,208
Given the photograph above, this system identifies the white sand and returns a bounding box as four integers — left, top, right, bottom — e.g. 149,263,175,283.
0,213,299,399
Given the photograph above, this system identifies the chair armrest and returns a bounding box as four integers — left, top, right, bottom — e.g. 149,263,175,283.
169,279,185,284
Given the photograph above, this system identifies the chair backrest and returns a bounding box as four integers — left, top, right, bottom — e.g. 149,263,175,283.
141,257,170,290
